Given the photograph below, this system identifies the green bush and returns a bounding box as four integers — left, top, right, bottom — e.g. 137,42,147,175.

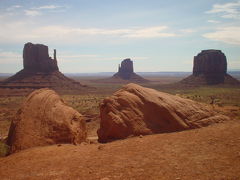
0,141,9,157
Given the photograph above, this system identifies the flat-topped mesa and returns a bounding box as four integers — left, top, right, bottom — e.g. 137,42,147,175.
117,58,134,79
111,58,148,83
23,42,59,73
119,58,134,73
0,42,86,93
180,49,239,85
193,50,227,77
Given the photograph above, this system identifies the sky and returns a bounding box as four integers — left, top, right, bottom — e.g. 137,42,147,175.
0,0,239,73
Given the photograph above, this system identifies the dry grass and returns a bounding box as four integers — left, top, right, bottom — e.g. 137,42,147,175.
62,94,106,115
0,76,240,156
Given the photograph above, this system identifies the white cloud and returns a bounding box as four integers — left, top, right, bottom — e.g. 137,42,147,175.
0,51,21,64
6,5,22,11
0,19,177,44
34,5,61,10
33,25,177,39
24,10,41,16
122,26,176,38
24,4,65,17
203,26,240,45
179,29,196,33
207,20,220,23
206,1,240,19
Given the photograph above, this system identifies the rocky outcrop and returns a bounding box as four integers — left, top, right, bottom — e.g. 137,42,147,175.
23,42,58,72
112,58,148,82
0,42,86,93
7,89,87,154
193,50,227,76
181,50,239,85
117,58,134,78
97,83,229,142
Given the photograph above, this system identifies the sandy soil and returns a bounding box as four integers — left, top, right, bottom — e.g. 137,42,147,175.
0,120,240,180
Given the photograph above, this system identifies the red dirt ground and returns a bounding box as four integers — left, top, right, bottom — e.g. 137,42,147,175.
0,120,240,180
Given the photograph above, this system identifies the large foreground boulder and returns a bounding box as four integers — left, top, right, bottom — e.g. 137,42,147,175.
7,89,87,154
97,83,229,142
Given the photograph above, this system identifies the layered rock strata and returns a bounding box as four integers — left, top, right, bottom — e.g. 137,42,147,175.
7,88,87,154
97,83,229,142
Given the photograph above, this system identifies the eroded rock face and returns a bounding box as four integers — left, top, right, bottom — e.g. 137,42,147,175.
181,49,239,85
0,42,85,93
7,89,87,154
97,83,229,142
115,59,134,79
23,42,58,72
119,58,134,74
193,50,227,76
192,50,227,84
112,58,148,82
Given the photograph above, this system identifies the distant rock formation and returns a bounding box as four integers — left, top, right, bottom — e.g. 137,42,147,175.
181,50,239,85
97,83,229,142
0,42,86,93
7,88,87,154
111,58,148,82
116,58,134,79
23,43,58,72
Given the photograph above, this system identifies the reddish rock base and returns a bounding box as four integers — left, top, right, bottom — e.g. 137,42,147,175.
7,88,87,154
181,73,240,85
0,70,84,90
98,83,229,142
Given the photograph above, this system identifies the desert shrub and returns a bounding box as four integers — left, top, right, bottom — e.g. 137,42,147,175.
0,141,9,157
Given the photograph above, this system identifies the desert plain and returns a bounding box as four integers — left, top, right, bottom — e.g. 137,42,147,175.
0,72,240,180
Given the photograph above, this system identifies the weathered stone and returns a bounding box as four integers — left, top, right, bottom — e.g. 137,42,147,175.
181,50,239,85
193,50,227,76
119,58,134,74
97,83,229,142
112,58,148,82
0,42,85,93
7,88,87,154
23,42,58,73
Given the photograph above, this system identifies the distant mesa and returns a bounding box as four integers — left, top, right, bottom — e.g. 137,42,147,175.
181,50,240,85
112,58,148,82
23,42,59,73
0,42,86,93
114,58,134,80
95,58,148,83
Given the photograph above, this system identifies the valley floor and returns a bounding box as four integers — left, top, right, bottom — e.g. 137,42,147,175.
0,75,240,179
0,120,240,180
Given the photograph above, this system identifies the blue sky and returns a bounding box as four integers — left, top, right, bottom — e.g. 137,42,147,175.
0,0,239,73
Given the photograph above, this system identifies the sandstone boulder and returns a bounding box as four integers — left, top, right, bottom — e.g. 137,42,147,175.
97,83,229,142
7,89,86,154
